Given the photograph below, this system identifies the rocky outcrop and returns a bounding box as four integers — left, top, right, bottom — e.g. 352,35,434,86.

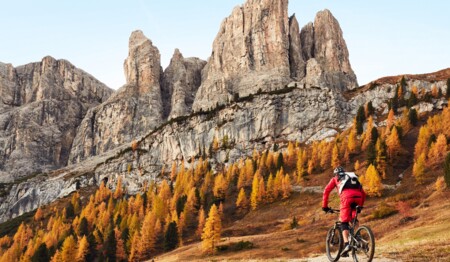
192,0,292,111
96,83,351,195
161,49,206,119
0,57,112,181
300,22,314,61
288,15,306,80
313,9,358,91
69,31,164,164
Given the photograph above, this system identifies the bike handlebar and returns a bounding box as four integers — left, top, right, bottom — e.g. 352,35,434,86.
325,206,364,214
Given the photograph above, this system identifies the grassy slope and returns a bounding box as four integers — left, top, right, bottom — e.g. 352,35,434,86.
156,121,450,262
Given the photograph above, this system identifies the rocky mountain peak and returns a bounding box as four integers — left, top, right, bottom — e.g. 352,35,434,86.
192,0,291,111
124,30,161,94
312,9,358,90
162,49,206,119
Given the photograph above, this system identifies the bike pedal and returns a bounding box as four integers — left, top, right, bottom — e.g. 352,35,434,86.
341,252,349,257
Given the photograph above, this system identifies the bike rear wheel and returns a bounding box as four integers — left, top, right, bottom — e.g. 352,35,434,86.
326,226,343,262
352,225,375,262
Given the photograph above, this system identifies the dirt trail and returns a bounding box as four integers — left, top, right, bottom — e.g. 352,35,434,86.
305,254,399,262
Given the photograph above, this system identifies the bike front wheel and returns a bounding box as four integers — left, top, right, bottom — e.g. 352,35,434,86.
326,226,343,262
352,225,375,262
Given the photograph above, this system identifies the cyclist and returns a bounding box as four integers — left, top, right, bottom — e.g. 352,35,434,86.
322,166,366,257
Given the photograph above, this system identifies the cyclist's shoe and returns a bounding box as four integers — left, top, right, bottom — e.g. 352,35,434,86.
341,243,351,257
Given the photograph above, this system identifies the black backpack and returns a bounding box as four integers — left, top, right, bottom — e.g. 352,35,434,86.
337,172,362,193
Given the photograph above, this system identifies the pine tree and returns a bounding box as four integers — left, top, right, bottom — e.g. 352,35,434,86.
257,177,266,203
76,235,89,262
444,152,450,188
196,207,206,238
408,108,418,126
236,188,248,210
347,127,359,154
77,217,89,237
31,243,50,262
282,174,292,199
366,142,376,166
250,174,260,210
356,106,366,134
34,207,44,222
201,204,222,254
104,229,117,262
427,134,448,164
138,212,157,259
364,164,383,197
446,78,450,99
164,221,179,251
61,235,77,262
413,153,427,185
375,138,388,179
115,228,127,262
331,143,340,169
362,116,374,150
266,173,275,203
386,126,401,159
386,109,395,133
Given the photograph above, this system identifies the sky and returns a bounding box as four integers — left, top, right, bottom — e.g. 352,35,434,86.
1,1,449,89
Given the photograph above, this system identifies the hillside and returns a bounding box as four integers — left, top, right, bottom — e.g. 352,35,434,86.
0,87,449,261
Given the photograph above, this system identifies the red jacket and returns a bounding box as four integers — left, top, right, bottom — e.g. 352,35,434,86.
322,176,366,208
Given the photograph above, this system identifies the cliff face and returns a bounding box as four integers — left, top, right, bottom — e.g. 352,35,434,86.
192,0,292,111
69,31,164,164
0,57,112,182
0,0,372,222
161,49,206,119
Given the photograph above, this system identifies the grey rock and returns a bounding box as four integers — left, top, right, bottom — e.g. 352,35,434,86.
192,0,292,111
300,22,315,61
162,49,206,119
289,14,306,80
69,30,164,164
313,9,358,91
0,57,112,180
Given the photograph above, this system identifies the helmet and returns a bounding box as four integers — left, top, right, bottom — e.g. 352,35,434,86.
333,166,345,175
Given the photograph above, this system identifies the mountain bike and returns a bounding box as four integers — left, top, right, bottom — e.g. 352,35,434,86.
325,206,375,262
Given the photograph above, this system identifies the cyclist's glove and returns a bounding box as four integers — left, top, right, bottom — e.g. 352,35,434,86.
322,207,331,213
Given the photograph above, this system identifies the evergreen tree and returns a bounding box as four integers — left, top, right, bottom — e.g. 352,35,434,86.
31,243,50,262
201,204,222,254
446,78,450,99
61,235,77,262
386,126,401,159
356,106,366,134
276,153,284,170
75,236,89,262
413,153,427,185
236,188,248,209
364,164,383,197
196,207,206,237
164,221,179,251
386,109,395,133
250,174,260,210
366,142,376,166
366,101,375,116
371,127,379,145
104,229,117,262
331,144,340,169
408,108,418,126
77,217,89,237
444,152,450,188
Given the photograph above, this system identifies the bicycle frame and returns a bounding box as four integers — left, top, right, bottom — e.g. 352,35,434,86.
329,206,362,250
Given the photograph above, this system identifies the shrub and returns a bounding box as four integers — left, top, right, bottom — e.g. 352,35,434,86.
290,216,299,229
396,201,412,218
370,202,397,219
